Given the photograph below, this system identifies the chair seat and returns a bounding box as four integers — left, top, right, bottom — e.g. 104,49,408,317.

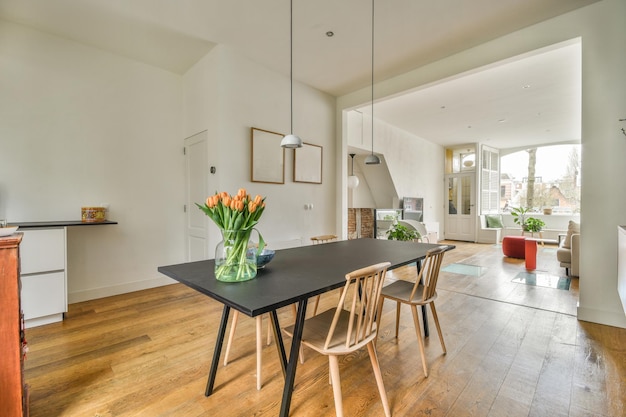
284,309,376,355
381,280,436,305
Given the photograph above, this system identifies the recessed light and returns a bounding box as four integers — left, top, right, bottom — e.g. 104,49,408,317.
440,105,446,109
326,31,334,37
522,85,531,89
498,118,506,123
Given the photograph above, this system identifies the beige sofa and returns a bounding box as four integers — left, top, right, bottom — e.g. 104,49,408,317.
556,221,580,277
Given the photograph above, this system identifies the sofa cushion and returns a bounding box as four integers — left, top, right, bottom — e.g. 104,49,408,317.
556,247,572,264
563,220,580,249
485,214,504,229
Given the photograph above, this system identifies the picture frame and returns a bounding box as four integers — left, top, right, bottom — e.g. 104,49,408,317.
251,127,285,184
294,142,322,184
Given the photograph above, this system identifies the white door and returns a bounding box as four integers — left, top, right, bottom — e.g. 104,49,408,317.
444,173,476,241
184,131,217,261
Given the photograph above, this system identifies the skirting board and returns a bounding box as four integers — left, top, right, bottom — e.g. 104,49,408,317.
69,276,176,304
577,305,626,329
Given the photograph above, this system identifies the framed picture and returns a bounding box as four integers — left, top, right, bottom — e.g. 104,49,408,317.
251,127,285,184
294,143,322,184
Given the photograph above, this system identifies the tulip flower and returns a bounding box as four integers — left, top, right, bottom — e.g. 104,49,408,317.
196,189,267,281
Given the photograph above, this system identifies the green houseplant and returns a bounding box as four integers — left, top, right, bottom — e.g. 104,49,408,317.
511,206,545,232
524,217,545,233
386,223,420,241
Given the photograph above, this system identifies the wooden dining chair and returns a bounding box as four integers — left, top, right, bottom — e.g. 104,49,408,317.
377,245,447,377
310,234,338,315
283,262,392,417
310,234,338,244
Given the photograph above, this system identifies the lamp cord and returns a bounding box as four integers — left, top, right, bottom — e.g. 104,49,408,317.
371,0,375,155
290,0,294,134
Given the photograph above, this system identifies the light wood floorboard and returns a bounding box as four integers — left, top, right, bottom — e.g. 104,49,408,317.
23,241,626,416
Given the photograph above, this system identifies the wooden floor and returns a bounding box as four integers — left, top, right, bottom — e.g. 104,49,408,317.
23,241,626,417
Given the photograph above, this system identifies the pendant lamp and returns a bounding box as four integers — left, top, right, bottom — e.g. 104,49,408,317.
281,0,303,148
365,0,381,164
348,153,360,189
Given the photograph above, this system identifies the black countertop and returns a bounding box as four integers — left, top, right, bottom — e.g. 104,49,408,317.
12,220,117,228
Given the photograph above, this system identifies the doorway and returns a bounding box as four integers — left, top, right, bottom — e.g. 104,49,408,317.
444,173,475,241
184,130,218,261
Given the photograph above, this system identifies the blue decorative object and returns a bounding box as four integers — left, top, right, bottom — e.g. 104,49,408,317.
256,249,275,268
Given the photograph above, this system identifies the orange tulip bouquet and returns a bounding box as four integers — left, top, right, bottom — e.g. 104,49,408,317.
197,188,266,282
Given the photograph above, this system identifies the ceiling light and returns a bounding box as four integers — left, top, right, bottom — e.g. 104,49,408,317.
326,31,334,37
280,0,303,149
348,153,359,189
366,0,380,165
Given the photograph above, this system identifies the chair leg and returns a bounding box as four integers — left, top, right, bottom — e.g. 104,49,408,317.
224,312,266,390
328,355,344,417
430,302,446,354
366,342,392,417
224,310,239,366
312,295,321,316
256,316,263,390
395,301,401,338
411,305,429,377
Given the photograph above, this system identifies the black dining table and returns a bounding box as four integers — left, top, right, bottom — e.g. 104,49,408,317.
158,238,454,417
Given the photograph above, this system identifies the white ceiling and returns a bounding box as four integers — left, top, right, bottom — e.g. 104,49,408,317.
0,0,594,149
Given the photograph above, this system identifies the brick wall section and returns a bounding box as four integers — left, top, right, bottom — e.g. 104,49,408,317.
348,208,375,239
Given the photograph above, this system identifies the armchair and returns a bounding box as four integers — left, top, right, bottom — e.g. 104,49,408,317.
556,221,580,277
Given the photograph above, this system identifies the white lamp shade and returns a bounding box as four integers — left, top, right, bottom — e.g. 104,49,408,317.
348,175,360,189
365,153,381,165
281,134,303,148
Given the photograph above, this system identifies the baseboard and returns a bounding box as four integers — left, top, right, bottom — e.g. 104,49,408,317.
577,305,626,329
24,313,63,329
68,276,176,304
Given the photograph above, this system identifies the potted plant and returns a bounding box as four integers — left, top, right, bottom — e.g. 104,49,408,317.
386,223,420,241
525,217,545,233
511,206,545,232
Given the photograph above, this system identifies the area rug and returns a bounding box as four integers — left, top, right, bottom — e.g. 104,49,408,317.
512,271,571,290
441,263,485,276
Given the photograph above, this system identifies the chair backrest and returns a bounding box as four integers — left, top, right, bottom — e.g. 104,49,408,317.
409,246,447,302
311,234,337,244
324,262,391,350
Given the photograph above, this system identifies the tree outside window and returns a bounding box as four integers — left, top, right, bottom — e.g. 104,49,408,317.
500,145,581,213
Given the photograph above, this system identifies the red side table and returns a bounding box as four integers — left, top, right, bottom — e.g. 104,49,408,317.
525,238,538,270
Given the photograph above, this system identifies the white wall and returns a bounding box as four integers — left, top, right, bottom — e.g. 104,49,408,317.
0,20,185,302
338,0,626,328
346,110,444,227
0,20,337,304
183,45,337,250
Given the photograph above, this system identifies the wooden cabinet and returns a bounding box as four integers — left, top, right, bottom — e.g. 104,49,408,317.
0,233,28,417
20,228,67,328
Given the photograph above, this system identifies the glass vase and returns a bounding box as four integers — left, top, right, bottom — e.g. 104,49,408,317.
214,228,257,282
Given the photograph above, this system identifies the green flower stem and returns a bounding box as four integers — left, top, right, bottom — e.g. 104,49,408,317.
216,228,256,281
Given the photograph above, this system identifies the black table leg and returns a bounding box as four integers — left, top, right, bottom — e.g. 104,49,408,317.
205,304,230,396
270,309,287,378
279,298,308,417
415,261,430,337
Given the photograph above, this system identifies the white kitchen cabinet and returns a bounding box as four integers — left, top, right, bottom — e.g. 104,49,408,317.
20,227,67,328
